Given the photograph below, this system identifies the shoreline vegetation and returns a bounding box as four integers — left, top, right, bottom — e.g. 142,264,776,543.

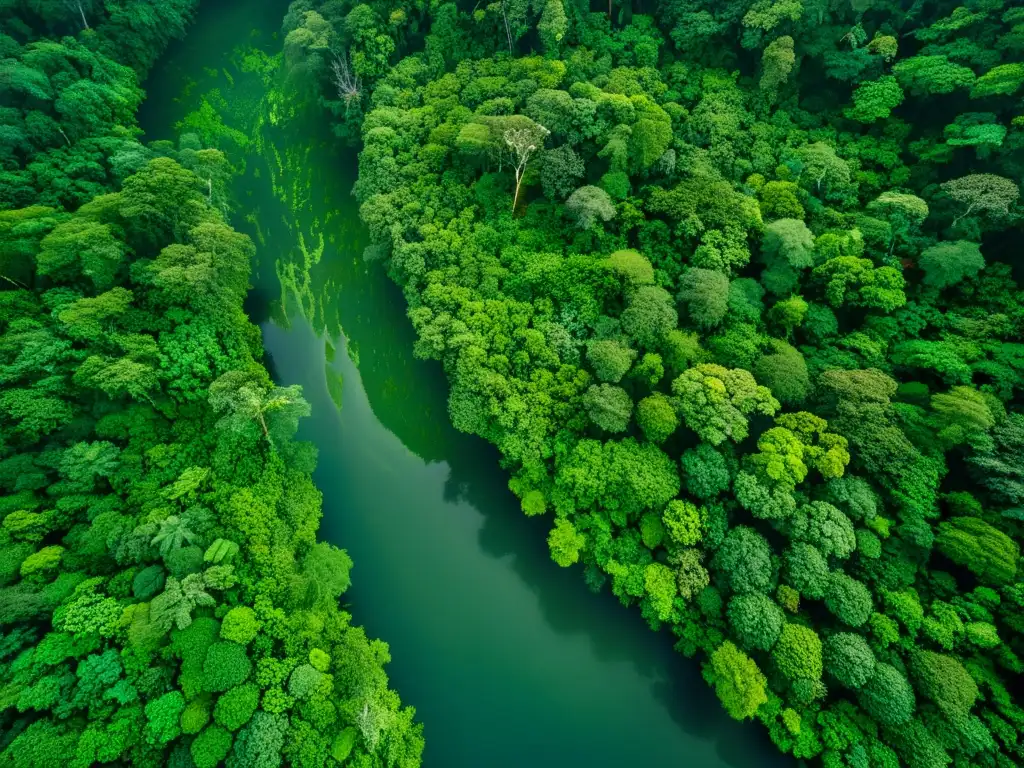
0,2,423,766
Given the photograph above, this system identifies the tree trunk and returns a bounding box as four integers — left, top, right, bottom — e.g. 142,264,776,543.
512,171,522,211
502,0,513,55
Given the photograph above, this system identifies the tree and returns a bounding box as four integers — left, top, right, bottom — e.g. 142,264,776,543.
935,517,1018,585
36,218,126,290
824,571,873,627
59,440,120,492
148,220,253,312
214,684,260,732
754,340,810,405
712,526,774,595
202,641,253,692
761,219,814,296
858,663,916,727
622,286,678,349
330,54,362,112
342,6,393,78
772,623,823,682
0,388,75,443
228,712,287,768
784,542,829,599
741,0,801,37
151,515,199,555
540,145,584,200
893,55,975,96
548,518,584,567
845,76,904,122
728,593,784,651
680,443,731,501
504,121,550,211
537,0,567,53
643,562,677,621
971,63,1024,98
758,181,804,220
789,501,856,560
220,606,260,645
672,364,779,446
692,228,751,275
144,690,185,745
646,176,763,238
735,469,797,521
583,383,633,432
771,412,848,481
554,438,680,524
300,542,353,609
565,185,616,229
762,218,814,267
662,499,702,547
768,295,807,337
812,257,906,311
636,393,678,443
929,386,996,450
192,725,233,768
796,142,851,198
288,664,326,699
208,369,310,449
57,286,133,341
707,641,768,721
760,36,795,97
918,241,984,289
968,413,1024,505
628,105,673,173
941,174,1019,227
909,651,977,724
672,548,709,601
943,112,1006,153
631,353,664,387
603,250,656,287
20,545,63,582
150,575,215,631
824,633,875,689
678,268,730,328
745,426,808,492
586,339,637,383
868,191,929,254
117,158,211,243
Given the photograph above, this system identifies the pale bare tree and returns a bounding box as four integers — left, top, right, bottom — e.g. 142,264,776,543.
500,0,514,55
64,0,91,29
503,123,549,211
331,54,362,113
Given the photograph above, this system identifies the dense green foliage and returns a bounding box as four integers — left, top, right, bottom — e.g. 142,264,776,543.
284,0,1024,764
0,4,423,766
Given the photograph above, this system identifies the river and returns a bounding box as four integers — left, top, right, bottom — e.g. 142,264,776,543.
139,3,792,765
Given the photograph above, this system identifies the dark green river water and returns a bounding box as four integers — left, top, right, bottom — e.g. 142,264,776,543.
140,3,793,765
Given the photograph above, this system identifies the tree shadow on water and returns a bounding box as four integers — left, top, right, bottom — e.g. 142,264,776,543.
433,411,793,768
